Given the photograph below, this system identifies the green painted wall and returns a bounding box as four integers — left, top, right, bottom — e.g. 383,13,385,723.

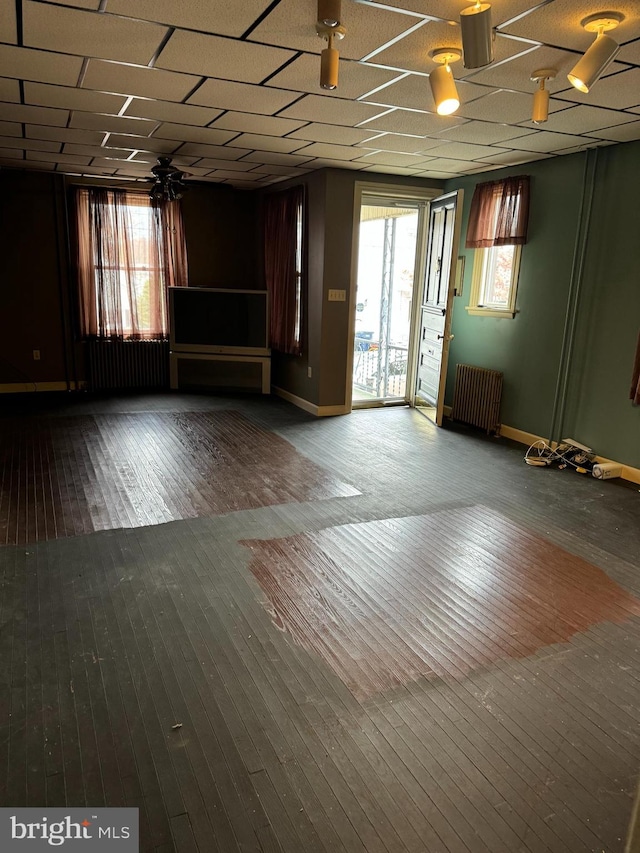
445,140,640,468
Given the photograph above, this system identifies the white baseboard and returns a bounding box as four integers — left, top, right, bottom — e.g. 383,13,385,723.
273,386,350,417
0,381,78,393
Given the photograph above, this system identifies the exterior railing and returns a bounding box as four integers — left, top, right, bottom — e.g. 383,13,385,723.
353,337,408,399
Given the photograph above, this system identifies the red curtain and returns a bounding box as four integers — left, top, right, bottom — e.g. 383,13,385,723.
75,188,188,339
264,185,304,356
631,331,640,405
465,175,530,249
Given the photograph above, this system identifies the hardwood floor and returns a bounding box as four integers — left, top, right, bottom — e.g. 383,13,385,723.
0,393,639,853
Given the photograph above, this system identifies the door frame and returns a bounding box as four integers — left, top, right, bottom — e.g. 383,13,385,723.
346,182,442,412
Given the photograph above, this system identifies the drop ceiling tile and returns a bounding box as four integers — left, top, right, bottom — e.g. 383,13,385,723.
242,150,317,165
223,133,307,153
0,135,60,153
24,82,127,114
288,142,363,161
0,45,83,86
500,0,640,51
178,143,253,160
457,89,565,123
415,169,458,178
355,131,434,153
0,0,16,43
474,150,554,165
436,120,535,144
498,130,589,152
363,73,493,112
555,140,615,155
82,60,201,103
23,2,168,65
413,156,478,172
250,0,422,61
187,80,300,115
0,120,22,137
267,54,402,100
156,30,294,83
64,143,133,158
539,104,639,134
0,103,69,127
618,39,640,65
70,113,159,135
554,68,640,110
362,0,543,27
361,164,427,175
0,149,26,160
0,78,20,102
124,99,221,127
286,123,383,145
152,124,238,145
248,164,311,176
278,94,390,127
44,0,101,7
207,170,265,182
106,0,270,38
106,134,181,153
354,150,431,166
300,158,368,170
360,108,465,135
27,150,92,165
370,23,528,76
209,112,306,137
414,140,508,159
89,156,140,168
26,126,107,145
585,120,640,142
0,157,55,170
193,158,262,172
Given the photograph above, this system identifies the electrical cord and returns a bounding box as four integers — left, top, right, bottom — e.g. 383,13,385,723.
524,439,595,472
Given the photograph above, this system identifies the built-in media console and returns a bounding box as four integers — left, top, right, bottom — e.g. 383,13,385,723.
169,287,271,393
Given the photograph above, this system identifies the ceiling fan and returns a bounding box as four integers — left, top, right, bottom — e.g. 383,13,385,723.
148,156,190,201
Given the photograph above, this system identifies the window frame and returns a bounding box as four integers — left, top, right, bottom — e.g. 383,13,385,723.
466,243,522,319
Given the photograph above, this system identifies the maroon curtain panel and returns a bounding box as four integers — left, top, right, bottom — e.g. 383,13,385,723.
465,175,530,249
631,331,640,405
264,185,303,356
75,188,187,340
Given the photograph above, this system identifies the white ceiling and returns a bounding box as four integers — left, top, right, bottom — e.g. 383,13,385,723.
0,0,639,187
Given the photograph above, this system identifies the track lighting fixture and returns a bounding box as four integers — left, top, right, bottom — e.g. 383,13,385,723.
429,49,462,116
316,0,346,90
567,12,623,93
530,69,556,124
459,1,494,69
317,0,341,28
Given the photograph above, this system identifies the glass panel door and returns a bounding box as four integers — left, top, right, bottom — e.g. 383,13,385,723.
352,200,421,405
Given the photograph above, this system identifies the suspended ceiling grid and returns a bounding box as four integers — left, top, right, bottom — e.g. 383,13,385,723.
0,0,639,187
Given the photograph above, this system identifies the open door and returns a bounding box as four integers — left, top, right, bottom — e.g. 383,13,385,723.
412,190,463,426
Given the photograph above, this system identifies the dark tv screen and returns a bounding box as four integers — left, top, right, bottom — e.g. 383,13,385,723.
171,288,267,349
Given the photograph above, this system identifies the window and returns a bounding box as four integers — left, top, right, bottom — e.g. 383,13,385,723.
467,244,522,318
464,175,529,319
75,188,188,340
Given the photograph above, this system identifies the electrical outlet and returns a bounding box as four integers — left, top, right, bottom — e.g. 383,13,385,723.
307,366,312,378
328,289,346,302
33,349,41,361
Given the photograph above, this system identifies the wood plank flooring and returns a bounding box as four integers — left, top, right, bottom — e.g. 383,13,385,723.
0,394,639,853
0,410,358,544
244,505,640,699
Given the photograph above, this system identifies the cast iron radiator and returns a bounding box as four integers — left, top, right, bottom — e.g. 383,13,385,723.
451,363,503,434
86,340,170,391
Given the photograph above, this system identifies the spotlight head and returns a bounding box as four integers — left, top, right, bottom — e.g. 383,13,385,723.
567,11,623,93
460,2,494,69
429,49,462,116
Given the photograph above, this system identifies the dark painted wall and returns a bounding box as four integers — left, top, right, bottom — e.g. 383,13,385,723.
445,140,640,468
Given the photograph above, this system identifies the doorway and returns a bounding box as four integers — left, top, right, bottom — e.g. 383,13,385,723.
351,195,426,406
